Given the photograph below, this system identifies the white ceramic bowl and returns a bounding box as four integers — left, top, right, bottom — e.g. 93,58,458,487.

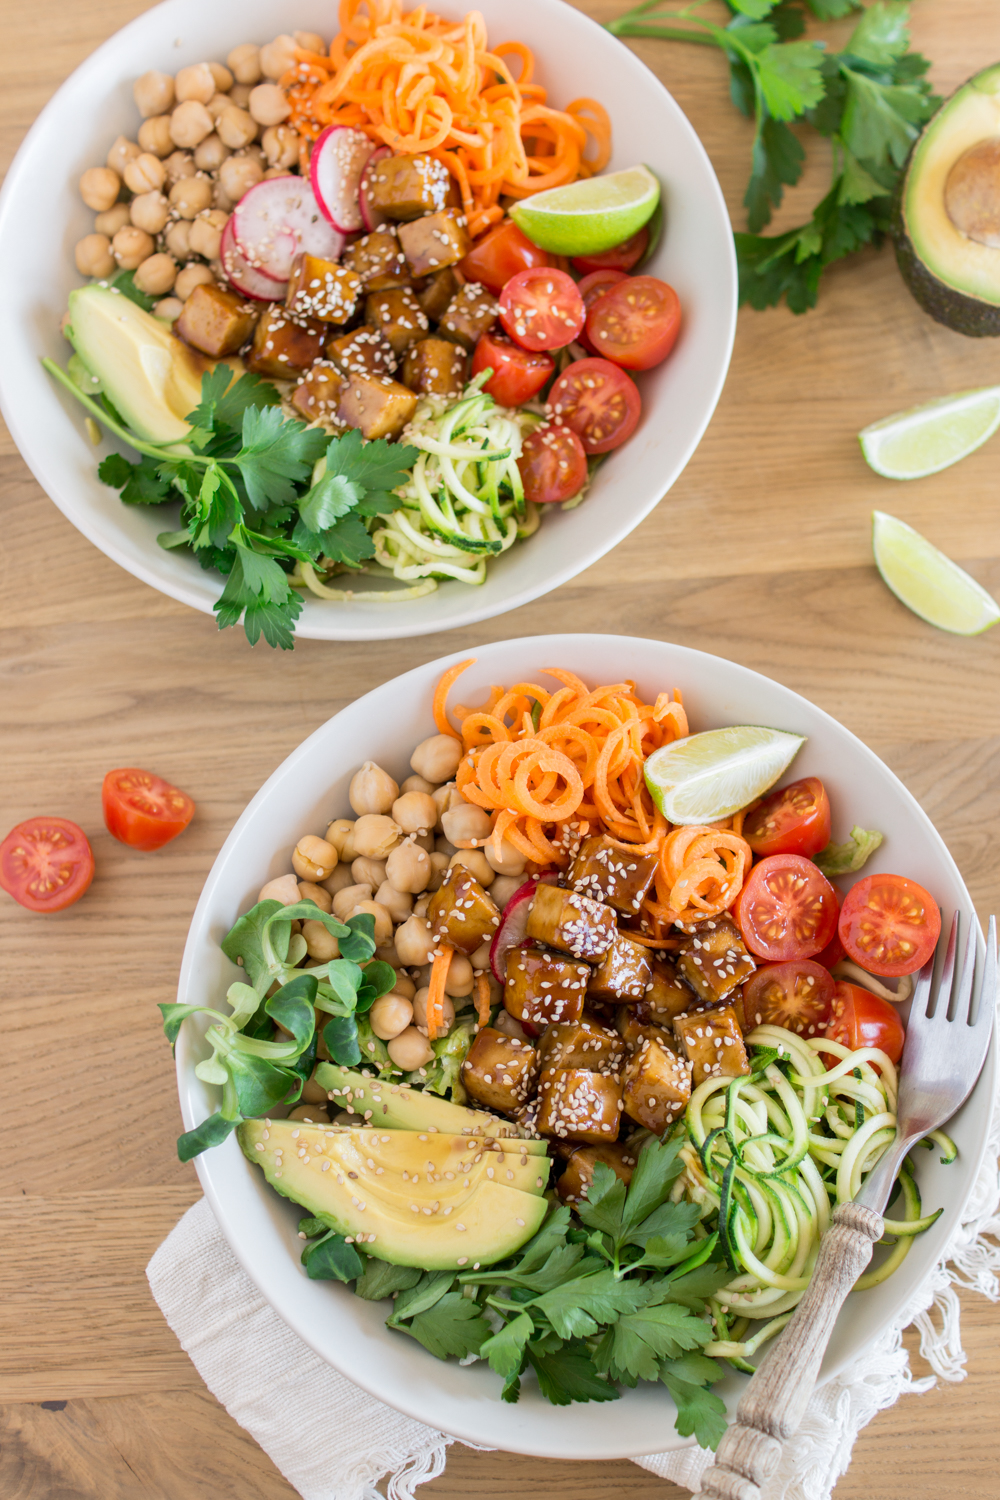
175,635,994,1459
0,0,736,643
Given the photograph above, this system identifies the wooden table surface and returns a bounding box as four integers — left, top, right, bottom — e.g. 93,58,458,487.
2,1,999,1495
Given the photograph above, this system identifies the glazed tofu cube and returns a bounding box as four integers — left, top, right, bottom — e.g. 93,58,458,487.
676,916,756,1006
643,956,698,1024
587,932,653,1003
623,1037,692,1132
246,305,326,378
342,228,409,288
326,325,397,378
427,866,501,955
290,362,345,422
413,266,460,321
461,1026,539,1114
285,253,362,324
365,287,430,356
526,883,616,963
401,337,467,397
337,372,418,440
615,1009,680,1056
504,949,590,1030
536,1068,624,1145
673,1004,751,1086
365,153,456,220
569,834,660,918
556,1140,640,1204
438,282,499,351
398,210,471,277
537,1017,626,1076
175,283,258,357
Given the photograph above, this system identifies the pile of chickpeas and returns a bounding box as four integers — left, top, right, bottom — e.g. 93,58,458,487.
257,731,532,1111
72,32,322,320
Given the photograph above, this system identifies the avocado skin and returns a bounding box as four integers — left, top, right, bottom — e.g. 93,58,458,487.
894,181,1000,337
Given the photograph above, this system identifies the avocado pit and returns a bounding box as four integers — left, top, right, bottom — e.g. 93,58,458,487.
944,137,1000,248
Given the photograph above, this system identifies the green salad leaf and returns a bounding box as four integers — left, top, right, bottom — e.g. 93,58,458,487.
814,825,884,877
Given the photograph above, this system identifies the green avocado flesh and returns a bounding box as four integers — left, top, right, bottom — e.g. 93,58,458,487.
239,1120,548,1268
896,62,1000,335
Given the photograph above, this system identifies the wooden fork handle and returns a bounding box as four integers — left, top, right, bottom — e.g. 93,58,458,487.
698,1203,884,1500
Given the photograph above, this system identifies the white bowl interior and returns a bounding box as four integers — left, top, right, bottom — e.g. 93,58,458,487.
0,0,736,642
175,634,994,1459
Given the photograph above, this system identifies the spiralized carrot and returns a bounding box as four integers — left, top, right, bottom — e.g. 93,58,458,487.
426,945,453,1039
433,658,474,739
638,826,752,938
280,2,612,239
474,972,492,1029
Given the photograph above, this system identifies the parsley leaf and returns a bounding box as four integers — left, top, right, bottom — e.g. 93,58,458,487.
481,1311,534,1380
102,453,174,506
528,1344,619,1405
755,39,826,121
399,1292,492,1361
325,426,419,493
298,469,365,533
847,0,910,66
599,1301,713,1384
661,1361,729,1449
529,1268,646,1340
235,406,330,510
185,369,282,437
662,1263,735,1309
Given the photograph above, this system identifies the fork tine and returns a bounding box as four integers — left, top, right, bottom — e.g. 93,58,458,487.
910,937,936,1018
932,910,960,1018
976,914,998,1031
954,917,977,1023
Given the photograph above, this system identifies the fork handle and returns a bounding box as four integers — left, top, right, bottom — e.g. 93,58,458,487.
698,1202,884,1500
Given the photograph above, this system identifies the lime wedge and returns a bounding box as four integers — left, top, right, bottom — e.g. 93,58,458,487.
859,387,1000,479
872,511,1000,635
644,726,805,825
509,165,660,256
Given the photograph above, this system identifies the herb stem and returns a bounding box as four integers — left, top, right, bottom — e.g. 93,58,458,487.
608,23,718,43
41,357,191,461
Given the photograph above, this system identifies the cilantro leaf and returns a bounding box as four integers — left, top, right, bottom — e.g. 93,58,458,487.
574,1162,627,1242
185,369,282,439
528,1344,619,1406
400,1292,491,1361
814,825,883,877
600,1301,712,1383
213,544,303,649
755,40,825,122
99,451,173,505
840,68,929,170
625,1198,702,1251
298,469,364,533
727,0,781,20
529,1268,645,1340
316,514,377,568
481,1311,534,1380
805,0,861,15
620,1136,685,1238
661,1366,729,1450
846,0,910,66
746,116,806,231
242,595,302,650
325,426,419,493
235,406,329,510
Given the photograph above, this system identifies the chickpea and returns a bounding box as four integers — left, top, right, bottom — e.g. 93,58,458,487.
164,219,192,260
391,791,437,835
248,83,291,126
74,233,115,278
401,773,437,796
170,175,213,218
394,913,436,967
243,142,267,166
229,82,254,110
321,863,356,897
261,124,300,170
392,974,416,1000
435,835,458,858
228,43,262,85
425,851,450,892
301,1069,329,1104
443,952,474,997
332,883,373,921
413,893,432,918
123,152,165,196
348,761,397,817
154,296,183,321
174,263,217,299
209,61,235,92
260,34,298,79
431,782,462,826
170,100,215,149
175,62,216,104
80,166,120,212
163,149,196,184
133,253,178,296
297,880,333,914
288,1103,329,1123
350,899,393,947
413,963,433,989
292,833,338,882
413,830,435,854
262,166,289,180
217,105,258,150
219,152,263,202
258,872,300,905
488,875,521,910
112,226,155,269
325,818,357,862
189,209,228,260
295,30,326,52
212,183,235,214
441,802,493,848
375,880,412,924
95,202,131,237
194,132,231,172
107,135,141,176
128,190,168,235
484,837,526,878
351,856,387,889
469,940,492,971
449,849,494,887
134,70,175,118
375,942,402,967
413,986,456,1034
302,918,339,961
369,994,414,1041
138,115,175,158
411,733,462,784
387,1027,436,1071
353,813,401,860
385,839,431,894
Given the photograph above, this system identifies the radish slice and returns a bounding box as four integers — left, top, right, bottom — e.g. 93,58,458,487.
359,146,392,232
311,125,378,234
489,875,563,984
232,176,345,282
220,218,287,301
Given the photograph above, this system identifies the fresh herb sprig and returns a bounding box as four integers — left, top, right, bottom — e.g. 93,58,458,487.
43,360,418,649
607,0,939,311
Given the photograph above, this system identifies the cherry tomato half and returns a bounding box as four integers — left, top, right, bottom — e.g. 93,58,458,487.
838,873,941,977
585,275,681,371
499,267,586,352
102,768,195,852
824,980,905,1064
547,357,641,454
517,423,588,504
734,853,839,962
813,930,846,971
459,219,553,294
472,330,554,408
0,816,95,913
576,269,629,353
742,959,835,1037
572,226,650,274
744,777,831,859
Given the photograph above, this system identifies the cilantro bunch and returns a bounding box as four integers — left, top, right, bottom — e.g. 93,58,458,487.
607,0,939,311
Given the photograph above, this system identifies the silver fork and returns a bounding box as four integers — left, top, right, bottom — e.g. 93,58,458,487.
699,912,996,1500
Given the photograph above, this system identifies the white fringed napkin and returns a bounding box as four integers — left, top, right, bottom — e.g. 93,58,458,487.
148,1095,1000,1500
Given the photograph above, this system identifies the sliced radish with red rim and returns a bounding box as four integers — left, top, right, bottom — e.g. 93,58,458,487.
488,872,558,985
232,176,345,283
220,219,287,301
359,146,392,232
311,125,378,234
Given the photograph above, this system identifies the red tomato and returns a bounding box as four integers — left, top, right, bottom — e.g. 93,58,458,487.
472,331,554,407
585,275,681,370
824,981,905,1064
547,357,641,454
572,226,649,274
838,873,940,977
102,768,195,852
498,267,585,352
744,777,831,859
0,816,95,913
576,270,629,353
459,219,553,294
517,423,588,504
734,853,839,962
813,930,846,970
742,960,835,1037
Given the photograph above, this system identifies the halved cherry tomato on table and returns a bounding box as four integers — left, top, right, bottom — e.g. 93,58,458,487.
838,873,940,977
824,981,905,1064
459,219,553,294
744,777,831,859
499,267,585,351
517,422,589,504
585,275,681,370
572,226,649,274
0,816,95,913
547,357,641,454
734,853,839,962
472,331,554,408
742,959,835,1037
102,768,195,852
576,269,629,353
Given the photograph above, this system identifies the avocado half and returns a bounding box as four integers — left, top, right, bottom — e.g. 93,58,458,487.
895,62,1000,336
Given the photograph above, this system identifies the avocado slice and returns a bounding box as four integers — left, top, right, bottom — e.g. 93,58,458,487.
239,1119,547,1268
895,63,1000,335
315,1063,548,1153
279,1124,549,1200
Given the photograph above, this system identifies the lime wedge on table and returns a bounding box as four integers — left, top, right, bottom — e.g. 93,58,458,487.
509,165,660,256
859,387,1000,479
872,511,1000,635
644,727,805,825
